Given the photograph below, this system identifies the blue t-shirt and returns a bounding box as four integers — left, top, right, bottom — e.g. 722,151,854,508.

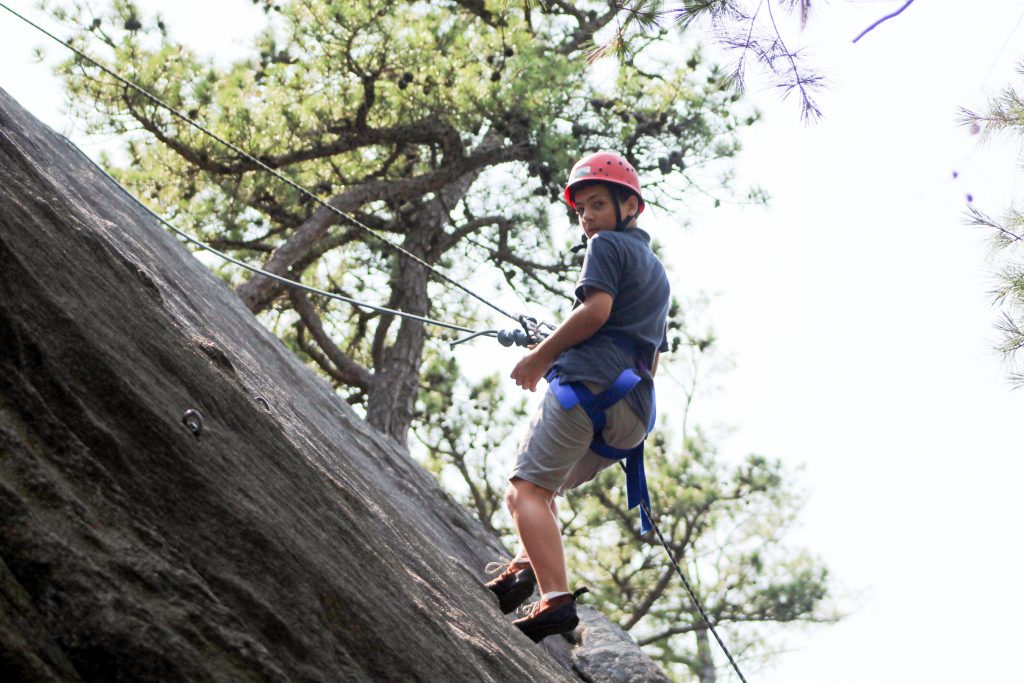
552,228,670,425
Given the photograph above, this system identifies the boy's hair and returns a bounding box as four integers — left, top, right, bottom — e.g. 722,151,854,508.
568,180,639,208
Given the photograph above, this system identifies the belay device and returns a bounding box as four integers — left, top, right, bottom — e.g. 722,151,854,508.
449,315,555,349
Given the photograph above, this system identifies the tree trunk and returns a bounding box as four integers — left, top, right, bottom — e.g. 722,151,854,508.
363,166,483,442
365,250,429,440
696,626,716,683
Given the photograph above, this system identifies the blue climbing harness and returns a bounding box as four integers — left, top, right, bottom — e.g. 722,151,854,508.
545,336,657,534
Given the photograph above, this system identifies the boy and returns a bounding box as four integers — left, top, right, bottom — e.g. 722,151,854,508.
485,151,671,642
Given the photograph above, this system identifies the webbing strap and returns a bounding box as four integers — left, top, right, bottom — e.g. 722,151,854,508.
545,368,654,534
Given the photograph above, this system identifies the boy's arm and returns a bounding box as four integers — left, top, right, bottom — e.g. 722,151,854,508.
510,289,613,392
651,352,660,377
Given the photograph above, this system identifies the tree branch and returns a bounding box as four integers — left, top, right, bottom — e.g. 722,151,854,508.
624,553,684,630
235,140,530,312
852,0,914,43
289,288,374,391
450,0,507,26
557,3,619,55
125,98,462,175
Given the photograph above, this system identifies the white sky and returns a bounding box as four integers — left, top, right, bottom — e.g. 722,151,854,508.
3,1,1024,681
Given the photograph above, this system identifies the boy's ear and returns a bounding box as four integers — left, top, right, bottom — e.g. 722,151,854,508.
622,194,639,217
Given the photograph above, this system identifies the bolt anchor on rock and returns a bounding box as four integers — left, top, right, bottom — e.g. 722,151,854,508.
182,409,204,438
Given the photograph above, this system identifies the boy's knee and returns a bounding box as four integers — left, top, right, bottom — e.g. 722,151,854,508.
507,478,554,511
504,483,517,512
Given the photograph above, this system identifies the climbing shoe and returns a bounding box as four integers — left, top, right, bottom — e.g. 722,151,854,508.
512,587,589,643
484,559,537,614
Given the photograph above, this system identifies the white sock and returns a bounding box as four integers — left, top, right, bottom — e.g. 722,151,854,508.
542,590,570,602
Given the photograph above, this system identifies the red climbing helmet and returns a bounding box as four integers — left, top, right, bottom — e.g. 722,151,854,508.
564,151,645,214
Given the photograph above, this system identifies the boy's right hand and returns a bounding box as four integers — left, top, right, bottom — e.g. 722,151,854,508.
510,348,552,392
509,290,612,391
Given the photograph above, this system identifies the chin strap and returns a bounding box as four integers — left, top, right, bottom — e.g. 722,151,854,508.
613,198,638,231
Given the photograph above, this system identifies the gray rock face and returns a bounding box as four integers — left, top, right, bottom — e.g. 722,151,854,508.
572,607,673,683
0,88,668,682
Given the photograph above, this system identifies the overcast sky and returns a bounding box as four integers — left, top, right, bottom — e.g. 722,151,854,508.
2,1,1024,681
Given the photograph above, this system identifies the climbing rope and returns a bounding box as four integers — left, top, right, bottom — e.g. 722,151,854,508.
61,134,485,336
56,132,548,348
625,466,748,683
0,1,527,328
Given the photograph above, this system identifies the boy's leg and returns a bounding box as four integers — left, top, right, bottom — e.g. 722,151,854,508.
511,497,558,566
499,387,592,602
506,477,568,595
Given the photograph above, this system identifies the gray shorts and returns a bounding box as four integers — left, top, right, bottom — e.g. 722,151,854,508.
510,383,648,495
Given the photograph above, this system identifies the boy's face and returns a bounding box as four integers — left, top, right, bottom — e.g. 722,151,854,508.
573,184,638,238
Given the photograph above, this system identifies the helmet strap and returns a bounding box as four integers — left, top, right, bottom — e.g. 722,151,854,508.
614,196,638,231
